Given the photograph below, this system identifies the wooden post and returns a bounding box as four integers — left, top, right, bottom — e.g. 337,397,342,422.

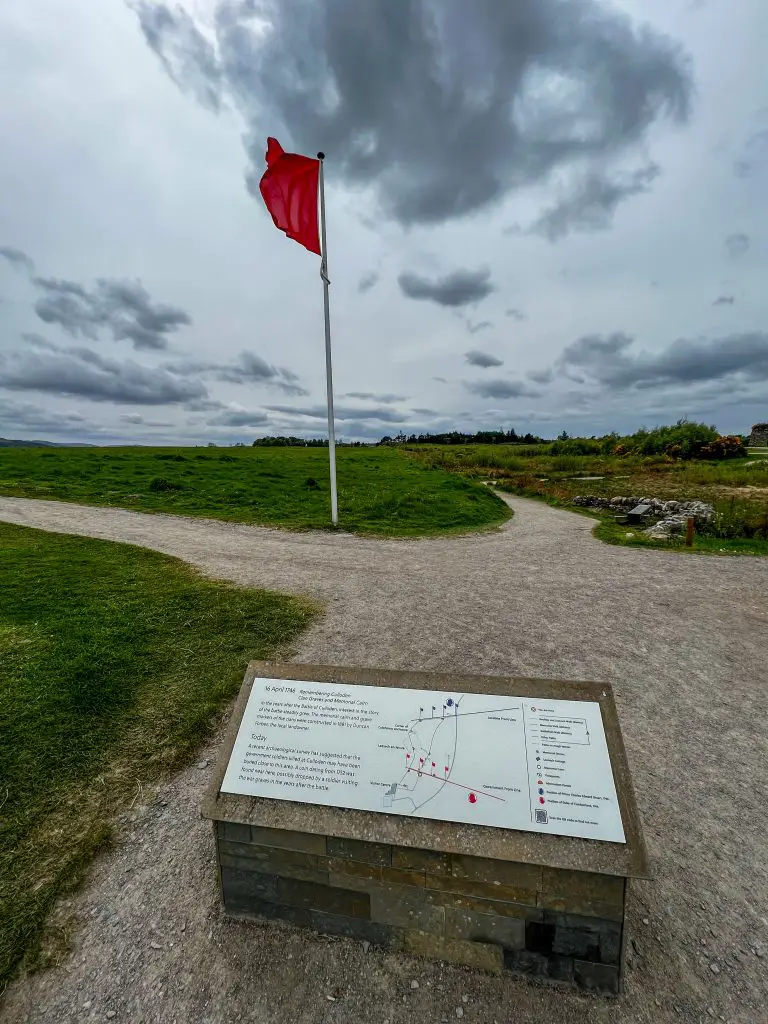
685,517,695,547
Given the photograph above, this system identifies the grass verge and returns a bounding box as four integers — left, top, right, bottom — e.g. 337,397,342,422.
0,446,509,537
0,523,315,991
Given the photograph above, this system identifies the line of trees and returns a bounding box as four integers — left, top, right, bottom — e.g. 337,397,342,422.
379,429,544,446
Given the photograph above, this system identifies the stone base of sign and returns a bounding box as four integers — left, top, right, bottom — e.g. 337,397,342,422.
214,820,628,992
203,663,649,996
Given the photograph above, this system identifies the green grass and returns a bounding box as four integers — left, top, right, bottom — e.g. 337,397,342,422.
0,523,315,990
405,445,768,556
0,446,509,536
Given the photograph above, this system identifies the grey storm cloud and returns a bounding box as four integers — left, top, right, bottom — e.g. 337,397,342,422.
551,330,768,389
733,128,768,178
467,321,492,335
506,309,526,321
266,403,406,423
209,408,270,427
465,379,540,399
432,376,448,384
724,233,750,258
0,397,87,434
343,391,407,403
357,271,379,294
0,344,207,404
32,274,191,350
165,352,307,395
465,350,503,368
131,0,690,231
398,267,495,307
527,367,555,384
713,295,735,306
0,246,35,275
529,163,660,241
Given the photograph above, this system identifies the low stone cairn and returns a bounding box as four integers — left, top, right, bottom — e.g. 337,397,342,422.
571,495,715,539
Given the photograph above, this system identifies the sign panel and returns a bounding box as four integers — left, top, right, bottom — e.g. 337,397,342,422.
221,678,626,843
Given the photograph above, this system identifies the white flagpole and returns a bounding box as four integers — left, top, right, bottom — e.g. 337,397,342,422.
317,151,338,527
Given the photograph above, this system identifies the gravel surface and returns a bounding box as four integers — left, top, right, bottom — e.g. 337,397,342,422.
1,494,766,1024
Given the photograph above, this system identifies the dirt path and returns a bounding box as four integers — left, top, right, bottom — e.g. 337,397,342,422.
1,494,766,1024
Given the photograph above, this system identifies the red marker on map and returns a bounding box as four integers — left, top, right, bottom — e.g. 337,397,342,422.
468,793,477,804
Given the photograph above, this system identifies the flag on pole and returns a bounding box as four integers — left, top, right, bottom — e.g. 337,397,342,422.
258,138,321,255
258,137,339,527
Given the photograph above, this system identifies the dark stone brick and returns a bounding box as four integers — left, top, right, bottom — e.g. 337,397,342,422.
552,925,601,962
504,949,575,984
310,911,405,950
219,821,251,843
249,826,326,854
525,919,555,954
503,949,549,976
221,867,278,909
277,877,371,918
599,923,623,965
326,837,391,867
574,959,620,994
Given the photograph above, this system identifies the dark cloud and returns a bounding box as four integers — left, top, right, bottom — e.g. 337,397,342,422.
357,271,379,294
32,275,191,350
131,0,690,230
165,352,307,395
465,350,503,368
527,367,555,384
266,403,405,423
432,376,448,384
465,379,540,399
733,128,768,178
398,267,495,307
724,233,750,258
120,413,174,427
129,1,223,112
713,295,735,306
342,391,407,403
551,330,768,390
0,397,88,435
467,320,492,335
209,408,270,427
0,344,207,404
505,308,525,321
529,163,660,241
0,246,35,275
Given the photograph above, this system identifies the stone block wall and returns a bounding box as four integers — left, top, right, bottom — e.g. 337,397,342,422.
215,821,626,993
748,423,768,446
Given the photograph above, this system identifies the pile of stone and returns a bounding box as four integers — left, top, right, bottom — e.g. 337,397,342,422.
570,495,715,539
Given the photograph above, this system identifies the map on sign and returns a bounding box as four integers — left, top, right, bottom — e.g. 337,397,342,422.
221,678,626,843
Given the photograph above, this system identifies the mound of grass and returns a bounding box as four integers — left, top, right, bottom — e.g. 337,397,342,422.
0,524,315,989
0,446,509,537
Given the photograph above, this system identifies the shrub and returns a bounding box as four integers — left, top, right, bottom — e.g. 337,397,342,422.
698,435,746,460
148,477,183,493
549,438,602,456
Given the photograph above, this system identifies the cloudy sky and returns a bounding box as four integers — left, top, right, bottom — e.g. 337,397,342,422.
1,0,766,444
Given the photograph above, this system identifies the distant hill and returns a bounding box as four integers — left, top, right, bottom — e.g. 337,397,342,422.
0,438,92,447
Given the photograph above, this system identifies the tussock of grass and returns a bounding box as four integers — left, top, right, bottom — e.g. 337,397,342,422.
0,523,315,989
0,446,509,537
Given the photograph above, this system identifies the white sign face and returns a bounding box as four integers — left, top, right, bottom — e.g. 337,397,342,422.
221,679,626,843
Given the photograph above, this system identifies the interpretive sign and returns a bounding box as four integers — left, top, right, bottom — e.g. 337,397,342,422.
220,677,626,843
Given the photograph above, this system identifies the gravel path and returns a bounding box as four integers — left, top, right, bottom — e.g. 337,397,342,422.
1,494,766,1024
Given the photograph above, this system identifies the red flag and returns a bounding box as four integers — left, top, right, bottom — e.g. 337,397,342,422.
258,138,320,255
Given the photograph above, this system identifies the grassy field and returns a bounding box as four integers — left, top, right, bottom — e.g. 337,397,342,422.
0,523,315,990
407,445,768,556
0,446,509,536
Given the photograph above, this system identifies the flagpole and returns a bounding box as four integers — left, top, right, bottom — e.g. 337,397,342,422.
317,152,338,527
